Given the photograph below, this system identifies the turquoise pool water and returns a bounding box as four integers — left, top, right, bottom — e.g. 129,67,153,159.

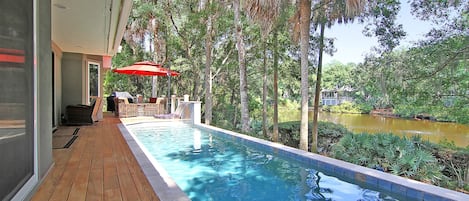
126,122,403,201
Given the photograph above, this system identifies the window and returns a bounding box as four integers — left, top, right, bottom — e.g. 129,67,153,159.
0,0,34,200
87,62,100,104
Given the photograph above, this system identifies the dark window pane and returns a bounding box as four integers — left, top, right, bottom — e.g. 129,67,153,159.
89,63,99,102
0,0,34,200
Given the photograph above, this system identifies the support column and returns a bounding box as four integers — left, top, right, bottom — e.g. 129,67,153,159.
171,95,176,113
188,101,201,125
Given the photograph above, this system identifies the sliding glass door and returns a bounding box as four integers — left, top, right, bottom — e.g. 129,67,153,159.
0,0,34,200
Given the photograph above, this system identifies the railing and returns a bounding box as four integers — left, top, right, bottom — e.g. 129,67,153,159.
170,94,189,113
321,97,353,106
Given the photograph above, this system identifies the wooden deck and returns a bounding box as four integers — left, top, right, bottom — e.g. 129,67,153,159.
32,113,160,201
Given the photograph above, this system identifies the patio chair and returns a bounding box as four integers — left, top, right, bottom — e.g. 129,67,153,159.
153,102,189,119
116,98,138,118
65,97,102,125
156,97,166,105
149,97,166,104
143,98,166,116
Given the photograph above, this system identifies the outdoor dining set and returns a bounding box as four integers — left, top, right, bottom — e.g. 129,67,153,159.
64,61,185,124
108,61,184,118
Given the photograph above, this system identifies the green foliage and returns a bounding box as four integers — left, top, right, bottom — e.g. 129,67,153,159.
394,102,469,124
275,120,469,191
352,1,469,124
277,121,352,154
322,101,363,114
248,96,263,120
430,139,469,191
332,133,469,191
104,43,153,97
332,133,446,185
317,121,351,140
249,119,269,139
322,61,356,91
278,98,299,110
354,35,469,124
361,0,406,53
113,0,469,166
356,103,373,113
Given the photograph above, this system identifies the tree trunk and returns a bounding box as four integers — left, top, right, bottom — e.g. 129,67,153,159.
299,0,311,151
234,0,250,132
262,42,268,138
192,70,200,100
311,21,325,153
204,0,213,125
231,87,237,127
272,30,279,142
152,19,161,98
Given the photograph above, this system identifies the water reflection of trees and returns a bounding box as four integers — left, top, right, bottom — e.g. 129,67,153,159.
304,169,332,201
142,127,398,201
163,134,318,200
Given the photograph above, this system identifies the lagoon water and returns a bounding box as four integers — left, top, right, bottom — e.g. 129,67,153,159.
279,109,469,147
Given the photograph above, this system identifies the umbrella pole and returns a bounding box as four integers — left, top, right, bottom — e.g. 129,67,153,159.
167,64,171,113
152,76,158,97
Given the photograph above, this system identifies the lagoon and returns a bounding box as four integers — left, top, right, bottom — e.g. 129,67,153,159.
279,108,469,147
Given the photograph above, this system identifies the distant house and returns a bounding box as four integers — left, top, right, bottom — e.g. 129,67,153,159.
321,87,354,106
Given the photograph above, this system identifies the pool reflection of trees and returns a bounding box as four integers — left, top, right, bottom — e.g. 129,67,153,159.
304,169,331,200
158,129,399,201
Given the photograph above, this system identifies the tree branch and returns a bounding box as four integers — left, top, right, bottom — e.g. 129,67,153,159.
406,45,469,81
166,0,185,40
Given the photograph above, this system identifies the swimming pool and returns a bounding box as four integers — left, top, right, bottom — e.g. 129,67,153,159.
124,121,407,201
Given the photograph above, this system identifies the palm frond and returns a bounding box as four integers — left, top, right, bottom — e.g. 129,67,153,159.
310,0,367,28
345,0,365,17
243,0,283,37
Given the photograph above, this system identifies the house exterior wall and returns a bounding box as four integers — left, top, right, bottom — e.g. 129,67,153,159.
61,53,105,121
61,52,84,113
321,90,354,106
37,0,53,181
52,42,63,128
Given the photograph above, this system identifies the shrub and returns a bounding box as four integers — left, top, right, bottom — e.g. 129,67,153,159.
277,121,352,154
279,98,299,110
332,133,446,186
274,121,468,192
428,139,469,192
250,119,264,137
323,101,363,114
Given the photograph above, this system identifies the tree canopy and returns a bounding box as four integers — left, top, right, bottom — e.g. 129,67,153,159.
107,0,469,137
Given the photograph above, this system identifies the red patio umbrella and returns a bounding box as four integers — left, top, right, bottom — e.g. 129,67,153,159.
112,61,178,112
112,61,179,76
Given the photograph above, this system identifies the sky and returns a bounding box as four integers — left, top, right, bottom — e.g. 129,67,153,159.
322,1,434,64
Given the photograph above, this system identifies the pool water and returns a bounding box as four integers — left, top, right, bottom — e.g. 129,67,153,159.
127,122,402,201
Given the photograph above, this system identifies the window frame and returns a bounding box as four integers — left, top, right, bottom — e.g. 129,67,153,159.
86,61,100,104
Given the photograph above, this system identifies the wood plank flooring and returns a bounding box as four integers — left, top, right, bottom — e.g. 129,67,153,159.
31,114,160,201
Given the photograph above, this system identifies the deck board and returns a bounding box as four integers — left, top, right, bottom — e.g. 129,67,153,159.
32,113,160,201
